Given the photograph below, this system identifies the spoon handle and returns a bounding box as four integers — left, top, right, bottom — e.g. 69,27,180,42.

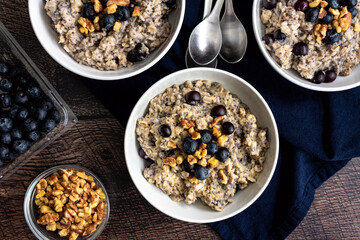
224,0,234,14
203,0,213,19
208,0,224,22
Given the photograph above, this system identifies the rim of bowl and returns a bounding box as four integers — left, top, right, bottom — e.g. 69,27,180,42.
28,0,186,80
124,67,279,223
252,0,360,92
24,165,110,240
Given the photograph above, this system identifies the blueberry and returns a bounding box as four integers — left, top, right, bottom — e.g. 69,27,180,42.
0,94,11,108
182,137,199,155
199,130,212,144
12,140,29,154
40,119,56,133
305,8,319,22
185,91,201,105
0,62,9,76
0,133,11,145
325,70,337,82
23,118,38,132
181,159,195,172
164,0,176,8
222,122,235,135
100,0,108,7
0,146,9,160
349,7,358,18
263,34,275,45
158,124,172,137
11,128,23,140
27,131,40,142
101,14,117,30
139,148,149,159
274,29,287,41
313,71,326,84
211,105,227,117
48,109,61,123
319,13,334,24
292,42,309,56
194,165,209,180
26,86,41,99
33,108,47,121
127,43,147,62
82,2,95,20
294,0,309,11
14,91,29,105
16,108,29,121
263,0,277,9
0,78,13,92
8,105,20,119
38,99,54,111
14,74,31,88
115,7,131,21
327,0,340,8
206,142,218,156
340,0,357,8
323,29,341,44
8,152,17,161
0,118,13,132
216,147,230,162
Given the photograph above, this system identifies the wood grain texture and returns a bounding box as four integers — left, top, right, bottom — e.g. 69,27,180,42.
0,1,358,240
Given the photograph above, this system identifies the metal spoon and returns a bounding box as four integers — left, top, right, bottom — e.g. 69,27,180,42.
219,0,247,63
188,0,224,65
185,0,218,68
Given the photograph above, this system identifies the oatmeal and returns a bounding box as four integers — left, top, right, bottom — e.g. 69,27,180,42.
261,0,360,83
44,0,175,70
136,80,269,211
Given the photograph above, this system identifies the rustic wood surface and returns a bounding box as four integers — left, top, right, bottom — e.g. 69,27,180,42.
0,1,359,240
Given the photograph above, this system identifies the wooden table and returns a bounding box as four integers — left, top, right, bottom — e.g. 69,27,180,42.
0,2,359,239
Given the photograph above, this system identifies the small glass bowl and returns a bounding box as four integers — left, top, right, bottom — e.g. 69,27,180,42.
24,165,110,240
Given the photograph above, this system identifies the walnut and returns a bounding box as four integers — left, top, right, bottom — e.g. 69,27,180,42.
354,23,360,32
209,116,224,128
78,17,95,34
197,158,207,167
93,16,100,31
309,0,321,8
212,126,221,138
217,135,228,147
339,12,352,31
318,7,327,19
113,22,122,31
314,23,328,43
176,155,184,165
198,143,207,150
46,175,58,185
208,157,219,168
181,119,195,129
188,174,199,184
46,222,57,231
320,0,328,8
163,157,176,167
106,0,129,7
92,0,103,12
187,155,198,165
132,6,140,17
166,140,176,149
218,170,228,184
104,4,118,14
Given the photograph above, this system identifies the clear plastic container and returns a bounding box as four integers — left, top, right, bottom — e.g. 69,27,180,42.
24,165,110,240
0,21,77,182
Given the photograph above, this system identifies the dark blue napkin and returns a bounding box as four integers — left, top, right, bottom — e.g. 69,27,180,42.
83,1,360,239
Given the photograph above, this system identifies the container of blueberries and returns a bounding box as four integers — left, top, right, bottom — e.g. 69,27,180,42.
0,21,77,182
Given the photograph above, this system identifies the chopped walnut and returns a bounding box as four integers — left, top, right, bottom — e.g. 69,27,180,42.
164,157,176,167
132,6,140,17
180,119,195,129
106,0,129,7
209,116,224,128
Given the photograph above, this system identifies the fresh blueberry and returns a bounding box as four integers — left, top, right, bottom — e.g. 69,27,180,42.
164,0,176,8
319,13,334,24
23,118,38,132
16,108,29,121
12,140,29,154
11,128,23,140
327,0,340,8
158,124,172,137
349,7,358,18
38,99,54,111
0,118,13,133
0,94,11,108
127,43,147,62
8,152,17,161
340,0,357,8
8,105,20,119
48,109,61,123
33,108,47,121
14,91,29,105
292,42,309,56
182,137,199,155
185,91,201,105
325,70,337,82
14,74,31,88
0,133,11,145
211,105,227,117
263,0,277,9
40,119,56,133
313,71,326,84
116,7,131,21
139,148,149,159
82,2,96,20
0,146,9,160
206,142,218,156
323,29,341,44
222,122,235,135
199,130,212,144
263,34,275,45
216,147,230,162
101,14,117,30
274,29,287,41
194,165,209,180
27,131,40,142
294,0,309,11
0,62,9,76
181,159,195,172
305,8,319,22
26,86,41,99
0,78,13,92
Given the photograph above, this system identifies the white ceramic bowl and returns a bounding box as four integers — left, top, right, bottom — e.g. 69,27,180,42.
28,0,185,80
252,0,360,92
124,68,279,223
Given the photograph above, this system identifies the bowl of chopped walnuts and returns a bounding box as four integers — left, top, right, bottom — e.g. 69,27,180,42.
24,165,110,240
28,0,185,80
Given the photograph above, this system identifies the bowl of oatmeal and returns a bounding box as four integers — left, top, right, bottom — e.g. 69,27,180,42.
253,0,360,91
28,0,185,80
124,68,279,223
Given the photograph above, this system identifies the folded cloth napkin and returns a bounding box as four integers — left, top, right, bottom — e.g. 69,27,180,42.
83,1,360,239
